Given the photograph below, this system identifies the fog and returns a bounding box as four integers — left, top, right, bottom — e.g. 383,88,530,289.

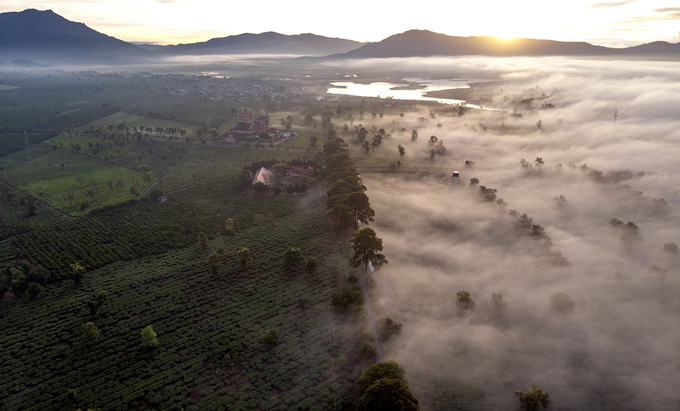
356,57,680,410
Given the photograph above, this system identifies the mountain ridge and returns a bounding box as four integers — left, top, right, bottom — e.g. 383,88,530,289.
2,11,679,64
158,31,364,56
0,9,149,63
327,29,680,59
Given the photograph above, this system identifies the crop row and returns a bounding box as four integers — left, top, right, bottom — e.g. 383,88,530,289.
0,205,350,411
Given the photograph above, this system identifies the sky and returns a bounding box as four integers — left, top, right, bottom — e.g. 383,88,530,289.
1,0,679,46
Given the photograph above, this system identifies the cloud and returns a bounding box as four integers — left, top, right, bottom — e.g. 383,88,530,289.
585,0,636,8
614,7,680,24
346,56,680,410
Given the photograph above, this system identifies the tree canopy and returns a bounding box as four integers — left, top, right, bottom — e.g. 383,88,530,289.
282,247,303,271
350,228,388,270
141,325,158,348
358,361,407,392
515,386,550,411
356,378,420,411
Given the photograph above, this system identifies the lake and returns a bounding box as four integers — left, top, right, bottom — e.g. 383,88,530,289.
327,78,483,107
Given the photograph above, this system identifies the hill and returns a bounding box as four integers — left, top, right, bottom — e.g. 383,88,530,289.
160,32,363,56
0,9,150,64
329,29,680,59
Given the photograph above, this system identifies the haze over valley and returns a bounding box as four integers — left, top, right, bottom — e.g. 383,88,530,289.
1,5,679,411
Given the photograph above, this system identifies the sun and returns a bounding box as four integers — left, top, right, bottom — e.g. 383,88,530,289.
493,33,519,41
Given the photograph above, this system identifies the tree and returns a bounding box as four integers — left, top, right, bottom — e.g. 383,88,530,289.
82,322,100,342
305,257,317,274
4,291,15,307
350,228,388,270
358,361,407,392
515,386,550,411
141,325,158,348
70,262,85,284
27,282,43,300
430,149,435,160
492,292,507,311
225,218,235,236
345,191,376,225
362,140,371,154
411,130,418,142
87,290,108,317
198,232,208,250
358,127,368,142
356,378,420,411
456,291,476,310
263,328,279,346
379,317,403,341
397,144,405,156
550,292,574,314
663,242,677,254
252,181,268,195
237,247,251,269
208,252,222,276
309,136,318,149
283,247,304,271
359,341,377,359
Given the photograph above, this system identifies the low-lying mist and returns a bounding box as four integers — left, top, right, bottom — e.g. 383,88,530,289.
356,57,680,410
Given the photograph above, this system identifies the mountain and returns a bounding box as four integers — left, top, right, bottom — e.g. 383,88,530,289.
160,32,363,57
0,9,150,64
329,30,680,59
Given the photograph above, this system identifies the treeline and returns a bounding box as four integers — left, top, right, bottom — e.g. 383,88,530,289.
469,177,570,266
323,138,375,234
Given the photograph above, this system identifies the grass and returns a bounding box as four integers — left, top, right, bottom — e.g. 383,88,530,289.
47,133,135,161
80,112,203,139
278,131,323,150
0,149,149,216
0,143,56,170
0,183,66,241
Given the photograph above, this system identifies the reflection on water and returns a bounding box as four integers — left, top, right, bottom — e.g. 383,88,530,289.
327,78,480,107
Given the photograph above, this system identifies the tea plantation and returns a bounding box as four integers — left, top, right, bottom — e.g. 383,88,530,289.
0,205,352,411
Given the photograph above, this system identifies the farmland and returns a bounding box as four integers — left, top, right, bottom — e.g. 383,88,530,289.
79,112,203,140
0,205,354,411
157,144,316,192
0,148,148,216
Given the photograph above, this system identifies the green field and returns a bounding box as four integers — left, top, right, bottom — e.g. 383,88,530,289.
0,205,352,411
0,142,56,170
81,112,203,140
0,133,55,158
0,149,148,216
47,133,135,161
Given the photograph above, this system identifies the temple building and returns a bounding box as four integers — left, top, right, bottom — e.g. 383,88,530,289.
229,109,270,137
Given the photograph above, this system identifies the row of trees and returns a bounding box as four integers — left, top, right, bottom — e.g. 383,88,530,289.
323,138,375,235
355,360,549,410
